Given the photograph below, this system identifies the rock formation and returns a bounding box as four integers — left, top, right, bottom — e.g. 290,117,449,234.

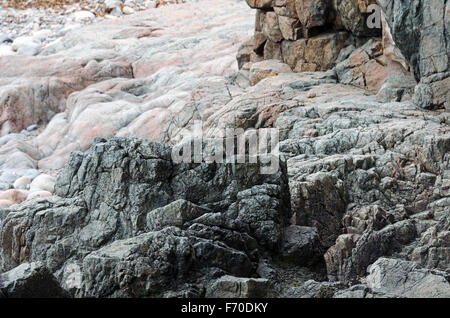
240,0,449,109
0,0,448,298
378,0,450,110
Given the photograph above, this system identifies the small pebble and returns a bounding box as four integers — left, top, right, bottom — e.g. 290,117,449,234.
13,176,32,190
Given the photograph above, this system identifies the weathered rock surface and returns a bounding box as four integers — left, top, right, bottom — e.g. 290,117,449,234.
29,174,55,193
366,257,450,298
0,0,254,190
378,0,450,110
335,39,414,94
285,279,344,298
250,59,293,85
295,0,329,37
246,0,274,9
242,0,449,111
0,262,69,298
0,137,291,297
0,0,449,299
282,32,349,72
206,275,269,298
333,284,394,298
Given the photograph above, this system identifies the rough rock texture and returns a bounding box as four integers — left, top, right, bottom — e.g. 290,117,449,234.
241,0,386,80
0,0,449,299
281,225,322,266
0,0,255,198
332,0,379,36
333,284,395,298
206,275,269,298
282,32,349,72
0,137,291,297
246,0,274,9
0,261,69,298
243,0,356,75
333,257,450,298
295,0,329,37
285,279,344,298
366,258,450,298
242,0,449,112
335,39,414,94
377,0,450,110
250,59,293,85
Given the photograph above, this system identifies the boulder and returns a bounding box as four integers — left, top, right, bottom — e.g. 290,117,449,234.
367,258,450,298
11,36,41,56
13,176,31,190
332,0,379,36
0,262,69,298
285,280,345,298
80,228,254,297
146,199,211,231
278,15,302,41
206,275,269,298
237,39,254,70
254,31,268,55
249,59,293,85
0,199,14,208
261,11,284,43
0,189,28,205
335,39,412,93
73,11,96,23
26,191,52,201
378,0,450,110
29,174,55,193
281,225,322,266
273,0,298,18
333,284,394,298
376,74,416,103
263,40,283,60
325,221,417,284
0,45,15,57
246,0,273,9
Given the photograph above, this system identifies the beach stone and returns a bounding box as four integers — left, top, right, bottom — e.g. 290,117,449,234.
11,36,41,56
0,189,28,204
13,176,31,190
29,174,56,193
73,11,96,23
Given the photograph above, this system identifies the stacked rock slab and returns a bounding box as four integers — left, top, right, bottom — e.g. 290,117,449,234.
243,0,449,111
242,0,381,74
